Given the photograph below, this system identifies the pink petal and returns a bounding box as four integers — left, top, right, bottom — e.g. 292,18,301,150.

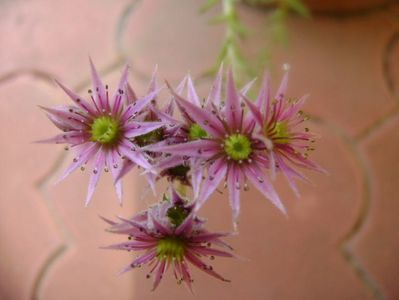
144,139,219,158
103,240,157,251
45,112,87,131
227,164,241,223
240,77,256,96
152,260,167,290
57,142,99,183
275,70,289,101
149,213,172,235
36,131,88,145
106,150,123,203
175,213,194,235
184,250,230,282
40,105,89,123
121,88,162,122
126,83,137,105
186,75,201,107
242,95,263,127
190,158,203,200
243,164,286,214
191,246,233,258
150,106,181,125
119,141,152,170
124,121,165,138
175,261,193,293
147,65,158,94
190,232,230,243
225,68,241,131
119,249,157,275
196,158,227,210
280,94,308,121
179,260,194,293
111,65,129,115
145,172,158,195
205,63,223,107
54,79,97,115
154,155,184,171
168,84,224,138
257,72,271,120
114,159,135,182
89,57,107,110
85,149,106,206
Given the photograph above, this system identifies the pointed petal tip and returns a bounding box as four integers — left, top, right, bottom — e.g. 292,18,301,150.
98,214,116,225
88,55,95,66
84,196,93,207
232,220,239,234
282,63,291,72
37,104,48,111
98,245,111,250
53,175,65,186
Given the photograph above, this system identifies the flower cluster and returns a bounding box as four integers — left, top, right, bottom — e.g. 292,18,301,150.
38,61,323,290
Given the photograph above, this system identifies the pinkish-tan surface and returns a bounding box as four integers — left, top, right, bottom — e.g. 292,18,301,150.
1,1,399,300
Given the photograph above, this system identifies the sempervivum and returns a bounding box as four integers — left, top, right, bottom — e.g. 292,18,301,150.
103,188,233,291
145,68,286,224
38,60,165,205
242,69,326,197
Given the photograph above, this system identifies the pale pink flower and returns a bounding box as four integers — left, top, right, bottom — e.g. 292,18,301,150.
103,188,232,291
145,68,285,223
242,70,326,196
38,60,164,205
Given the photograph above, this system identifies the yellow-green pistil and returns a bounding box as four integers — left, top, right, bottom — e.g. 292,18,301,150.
224,134,252,161
188,123,208,140
271,121,290,144
90,116,120,145
156,237,185,261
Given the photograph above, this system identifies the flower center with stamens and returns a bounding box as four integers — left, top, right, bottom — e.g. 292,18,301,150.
271,121,290,144
224,134,252,161
188,123,208,140
156,236,185,261
90,116,120,145
167,205,189,227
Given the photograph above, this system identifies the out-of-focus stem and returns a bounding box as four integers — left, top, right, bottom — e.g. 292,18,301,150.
222,0,243,76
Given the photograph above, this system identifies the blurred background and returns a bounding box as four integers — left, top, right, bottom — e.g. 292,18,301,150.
1,0,399,299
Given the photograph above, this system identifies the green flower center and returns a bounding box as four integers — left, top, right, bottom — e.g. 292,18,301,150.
134,128,164,147
188,123,208,140
90,116,120,145
156,237,185,261
167,205,189,227
272,121,290,144
224,134,252,161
